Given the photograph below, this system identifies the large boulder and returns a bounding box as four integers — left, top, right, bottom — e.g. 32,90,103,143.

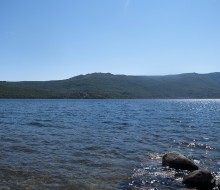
182,169,215,189
162,152,198,171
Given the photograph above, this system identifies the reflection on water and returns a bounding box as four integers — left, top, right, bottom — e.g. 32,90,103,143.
0,99,220,189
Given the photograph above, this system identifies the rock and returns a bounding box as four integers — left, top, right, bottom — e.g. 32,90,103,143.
182,169,215,190
162,152,198,171
217,179,220,189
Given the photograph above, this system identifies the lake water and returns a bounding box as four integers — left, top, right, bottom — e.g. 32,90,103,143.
0,99,219,190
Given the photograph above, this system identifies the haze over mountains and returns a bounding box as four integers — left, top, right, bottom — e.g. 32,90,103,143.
1,72,220,99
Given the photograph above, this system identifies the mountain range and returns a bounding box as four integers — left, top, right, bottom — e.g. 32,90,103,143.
1,72,220,99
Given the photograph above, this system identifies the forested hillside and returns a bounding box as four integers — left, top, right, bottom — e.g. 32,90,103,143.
1,72,220,99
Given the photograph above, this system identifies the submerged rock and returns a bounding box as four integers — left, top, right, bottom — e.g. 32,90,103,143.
182,169,215,190
162,152,198,171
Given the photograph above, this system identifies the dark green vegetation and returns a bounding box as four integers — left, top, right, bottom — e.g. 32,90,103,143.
1,72,220,98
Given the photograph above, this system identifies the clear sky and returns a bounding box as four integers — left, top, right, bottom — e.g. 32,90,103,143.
0,0,220,81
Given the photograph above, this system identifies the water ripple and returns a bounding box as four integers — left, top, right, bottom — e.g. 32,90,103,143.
0,99,219,189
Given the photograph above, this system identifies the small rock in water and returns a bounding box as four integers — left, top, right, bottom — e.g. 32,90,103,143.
162,152,198,171
182,169,215,190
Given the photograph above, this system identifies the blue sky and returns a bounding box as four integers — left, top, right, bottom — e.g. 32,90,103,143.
0,0,220,81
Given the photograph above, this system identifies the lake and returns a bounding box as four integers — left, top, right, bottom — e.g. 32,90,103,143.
0,99,219,189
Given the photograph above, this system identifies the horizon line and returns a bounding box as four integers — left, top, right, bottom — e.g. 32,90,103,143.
1,71,220,83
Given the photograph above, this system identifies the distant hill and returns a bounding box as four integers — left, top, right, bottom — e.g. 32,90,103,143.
1,72,220,98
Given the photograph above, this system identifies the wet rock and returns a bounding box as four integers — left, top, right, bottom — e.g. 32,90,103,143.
217,179,220,189
182,169,215,190
162,152,198,171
